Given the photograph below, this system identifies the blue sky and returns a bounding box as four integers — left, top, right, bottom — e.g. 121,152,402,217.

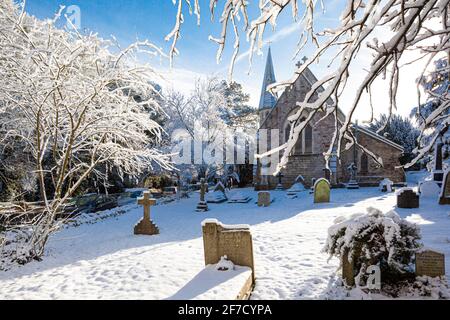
24,0,421,119
24,1,345,107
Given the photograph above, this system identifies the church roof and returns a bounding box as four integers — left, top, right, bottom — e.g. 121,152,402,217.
258,47,277,111
354,125,404,152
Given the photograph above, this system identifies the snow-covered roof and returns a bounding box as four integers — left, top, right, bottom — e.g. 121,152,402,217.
355,125,404,152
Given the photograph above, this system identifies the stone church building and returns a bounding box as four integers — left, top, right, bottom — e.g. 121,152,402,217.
255,48,405,189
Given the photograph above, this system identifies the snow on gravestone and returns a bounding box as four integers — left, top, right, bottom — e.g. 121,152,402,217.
415,249,445,278
419,181,440,199
314,178,330,203
396,188,419,209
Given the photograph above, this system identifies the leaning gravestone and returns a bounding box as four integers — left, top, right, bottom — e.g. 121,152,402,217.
257,191,271,207
415,249,446,278
342,250,356,287
397,188,419,208
439,169,450,205
314,178,330,203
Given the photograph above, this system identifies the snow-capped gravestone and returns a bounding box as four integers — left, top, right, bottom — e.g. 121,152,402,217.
379,178,394,192
419,181,440,199
415,249,445,278
196,178,209,212
192,219,255,299
314,178,330,203
439,170,450,205
134,191,159,235
202,219,255,280
397,188,419,209
257,191,271,207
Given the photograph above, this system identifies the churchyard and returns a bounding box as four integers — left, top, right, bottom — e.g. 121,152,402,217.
0,172,449,300
1,0,450,304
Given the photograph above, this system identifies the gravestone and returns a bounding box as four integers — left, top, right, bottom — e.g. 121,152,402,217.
202,219,255,283
196,178,209,212
347,163,360,189
379,178,394,192
439,170,450,205
419,181,440,198
342,250,356,287
314,178,330,203
257,191,271,207
415,249,445,278
397,188,419,208
323,168,331,182
433,143,444,184
134,191,159,235
275,172,284,191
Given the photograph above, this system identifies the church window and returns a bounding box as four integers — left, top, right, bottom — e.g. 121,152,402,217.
360,153,369,174
285,118,313,155
304,125,313,154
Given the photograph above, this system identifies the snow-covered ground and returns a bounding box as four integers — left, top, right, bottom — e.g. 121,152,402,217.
0,182,449,300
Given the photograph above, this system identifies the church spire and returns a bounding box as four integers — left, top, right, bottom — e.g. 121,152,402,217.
258,46,277,111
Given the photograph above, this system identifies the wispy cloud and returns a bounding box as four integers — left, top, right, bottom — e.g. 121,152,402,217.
233,21,303,66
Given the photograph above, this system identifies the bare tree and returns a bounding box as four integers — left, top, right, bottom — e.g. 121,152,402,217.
166,0,450,173
0,0,172,265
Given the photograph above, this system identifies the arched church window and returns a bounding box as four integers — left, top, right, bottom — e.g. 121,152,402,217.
304,124,313,154
360,153,369,174
294,131,303,155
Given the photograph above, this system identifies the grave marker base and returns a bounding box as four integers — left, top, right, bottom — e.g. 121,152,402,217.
134,218,159,235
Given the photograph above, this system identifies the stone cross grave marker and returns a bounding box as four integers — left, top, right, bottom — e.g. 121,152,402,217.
415,249,445,278
134,191,159,235
258,191,271,207
439,170,450,205
314,178,330,203
196,178,209,212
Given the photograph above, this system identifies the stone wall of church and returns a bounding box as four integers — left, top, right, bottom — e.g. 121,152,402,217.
339,133,405,184
258,70,405,189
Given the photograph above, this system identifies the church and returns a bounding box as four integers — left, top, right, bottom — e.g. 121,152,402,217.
254,48,406,189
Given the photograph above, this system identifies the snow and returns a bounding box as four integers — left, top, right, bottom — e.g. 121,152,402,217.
169,265,251,300
0,186,449,300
